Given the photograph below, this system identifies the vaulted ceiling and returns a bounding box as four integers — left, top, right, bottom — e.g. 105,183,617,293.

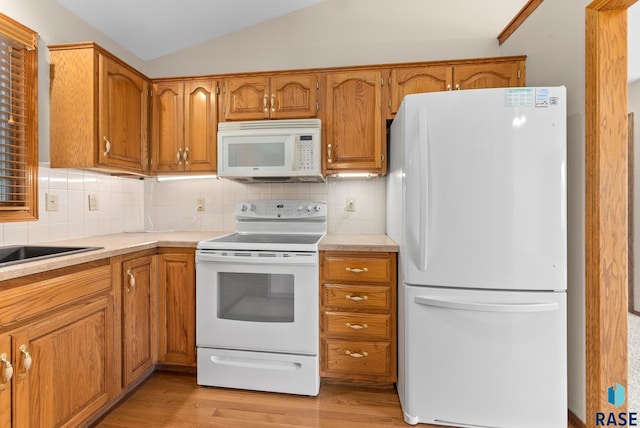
54,0,639,82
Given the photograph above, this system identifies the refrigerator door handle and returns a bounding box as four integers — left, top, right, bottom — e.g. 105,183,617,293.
418,107,429,271
414,296,560,313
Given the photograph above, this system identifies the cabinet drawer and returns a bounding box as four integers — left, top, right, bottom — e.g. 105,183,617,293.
0,261,112,327
322,340,392,377
323,311,391,339
322,253,392,283
323,284,391,311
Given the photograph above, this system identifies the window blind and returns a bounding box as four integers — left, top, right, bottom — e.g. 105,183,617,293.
0,35,29,209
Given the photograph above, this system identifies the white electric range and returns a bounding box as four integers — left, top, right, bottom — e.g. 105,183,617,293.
195,199,327,396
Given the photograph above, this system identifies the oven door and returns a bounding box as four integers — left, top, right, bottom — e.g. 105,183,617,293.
196,250,318,355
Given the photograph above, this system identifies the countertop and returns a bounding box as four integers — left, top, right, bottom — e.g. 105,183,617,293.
318,234,399,252
0,232,398,282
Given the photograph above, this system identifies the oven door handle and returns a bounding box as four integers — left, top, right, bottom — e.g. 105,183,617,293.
196,251,317,265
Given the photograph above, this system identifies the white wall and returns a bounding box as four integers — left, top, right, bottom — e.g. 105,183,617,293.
145,0,504,78
500,0,589,422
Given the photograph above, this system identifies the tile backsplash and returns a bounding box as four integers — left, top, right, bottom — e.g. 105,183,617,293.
0,164,386,245
145,176,387,234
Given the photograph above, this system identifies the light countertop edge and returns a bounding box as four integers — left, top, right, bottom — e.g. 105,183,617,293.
0,231,231,282
318,234,399,252
0,232,397,282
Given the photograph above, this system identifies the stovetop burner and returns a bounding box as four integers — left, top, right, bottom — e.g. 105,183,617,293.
209,233,324,245
197,199,327,252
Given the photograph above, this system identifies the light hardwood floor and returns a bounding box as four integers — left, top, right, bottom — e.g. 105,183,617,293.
95,372,581,428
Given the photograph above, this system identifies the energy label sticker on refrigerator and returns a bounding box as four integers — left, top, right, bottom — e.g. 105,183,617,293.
535,88,550,107
505,88,534,107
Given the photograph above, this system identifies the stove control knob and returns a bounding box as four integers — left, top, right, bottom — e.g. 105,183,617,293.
306,204,313,212
313,205,322,212
249,204,256,212
240,203,248,212
297,204,304,212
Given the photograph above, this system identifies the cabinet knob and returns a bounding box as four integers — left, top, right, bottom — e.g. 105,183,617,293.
271,94,275,112
263,94,268,113
183,147,189,165
345,267,368,273
327,144,332,164
177,149,183,165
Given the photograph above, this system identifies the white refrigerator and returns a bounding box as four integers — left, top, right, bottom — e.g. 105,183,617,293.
387,87,567,428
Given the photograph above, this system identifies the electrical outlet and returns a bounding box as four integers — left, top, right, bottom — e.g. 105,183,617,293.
88,194,99,211
346,197,356,212
196,197,205,212
46,193,59,212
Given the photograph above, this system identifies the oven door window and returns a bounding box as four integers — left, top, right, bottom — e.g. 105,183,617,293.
218,272,294,322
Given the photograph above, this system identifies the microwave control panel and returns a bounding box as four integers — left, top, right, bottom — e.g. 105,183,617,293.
297,135,317,171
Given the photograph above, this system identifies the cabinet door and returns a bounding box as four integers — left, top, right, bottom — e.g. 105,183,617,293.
222,76,269,121
270,74,318,119
122,255,157,388
98,54,149,172
152,81,185,172
453,60,525,90
184,80,217,172
12,297,115,428
390,65,453,115
158,251,196,366
0,335,11,428
324,70,386,174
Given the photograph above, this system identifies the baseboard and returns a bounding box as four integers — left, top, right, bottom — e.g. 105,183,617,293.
569,409,586,428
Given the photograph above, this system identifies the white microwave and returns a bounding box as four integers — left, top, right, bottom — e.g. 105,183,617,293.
217,119,324,183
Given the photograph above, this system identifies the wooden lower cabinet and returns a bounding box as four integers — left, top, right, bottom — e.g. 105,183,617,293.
320,251,397,383
120,252,157,388
4,297,115,428
157,249,196,367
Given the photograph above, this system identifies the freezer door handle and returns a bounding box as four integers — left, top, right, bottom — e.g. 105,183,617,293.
414,296,560,313
418,106,430,271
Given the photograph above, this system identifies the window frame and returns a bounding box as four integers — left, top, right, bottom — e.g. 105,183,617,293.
0,13,38,222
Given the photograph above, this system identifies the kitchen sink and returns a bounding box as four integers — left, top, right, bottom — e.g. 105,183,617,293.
0,245,103,267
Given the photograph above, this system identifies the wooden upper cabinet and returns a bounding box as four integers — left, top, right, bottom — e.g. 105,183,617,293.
49,43,150,175
453,59,525,90
390,65,453,114
388,56,526,117
151,79,217,173
99,54,149,172
324,70,387,175
221,73,318,121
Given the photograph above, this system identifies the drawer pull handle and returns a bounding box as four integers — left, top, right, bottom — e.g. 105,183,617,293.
103,136,111,156
345,295,368,301
19,344,31,379
345,350,368,358
126,269,136,292
345,323,368,330
0,353,13,390
345,267,368,273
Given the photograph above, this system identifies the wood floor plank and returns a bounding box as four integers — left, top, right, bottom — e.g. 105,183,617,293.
94,372,410,427
95,372,578,427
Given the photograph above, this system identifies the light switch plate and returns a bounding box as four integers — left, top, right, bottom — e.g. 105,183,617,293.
346,197,356,212
45,193,59,212
88,194,99,211
196,197,205,212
